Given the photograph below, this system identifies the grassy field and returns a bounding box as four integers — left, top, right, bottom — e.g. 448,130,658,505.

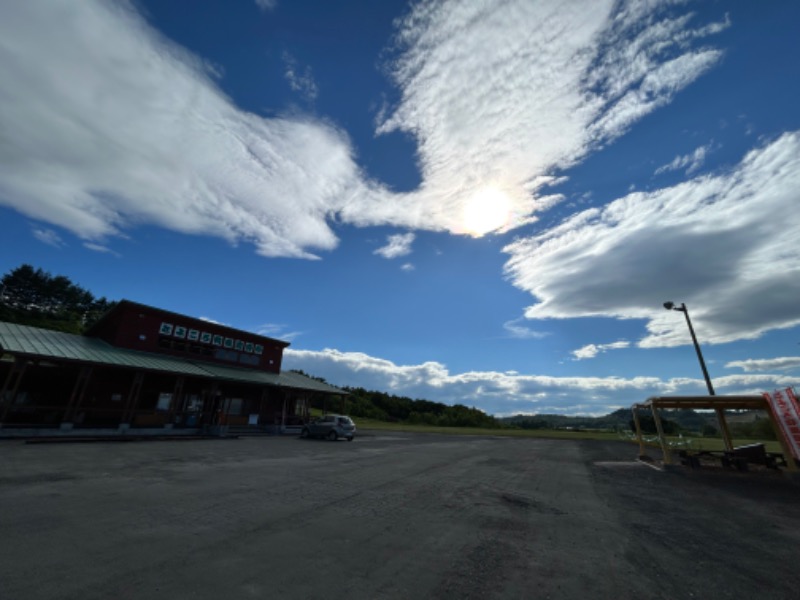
356,418,628,442
353,417,787,454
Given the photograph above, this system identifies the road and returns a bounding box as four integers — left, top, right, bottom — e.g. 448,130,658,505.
1,432,799,599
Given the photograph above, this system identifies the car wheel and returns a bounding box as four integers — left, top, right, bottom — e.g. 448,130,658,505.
347,436,354,442
327,430,338,441
300,428,309,438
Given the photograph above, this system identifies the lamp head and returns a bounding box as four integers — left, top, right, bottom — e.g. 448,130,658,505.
663,301,675,310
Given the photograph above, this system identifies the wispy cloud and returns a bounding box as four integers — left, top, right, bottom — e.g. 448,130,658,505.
504,132,800,348
32,227,64,248
655,143,713,175
374,233,415,259
366,0,727,235
283,347,799,416
0,1,379,260
254,0,277,12
572,341,630,360
282,51,318,102
503,317,549,340
199,316,227,326
726,357,800,373
256,323,302,342
0,1,727,257
400,263,415,272
83,242,120,257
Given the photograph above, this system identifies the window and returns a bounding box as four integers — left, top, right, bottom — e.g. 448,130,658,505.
227,398,243,415
157,393,172,412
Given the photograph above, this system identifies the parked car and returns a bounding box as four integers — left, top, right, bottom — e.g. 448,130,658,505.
300,414,356,441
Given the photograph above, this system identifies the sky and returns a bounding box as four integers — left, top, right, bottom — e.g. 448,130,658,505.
1,0,799,416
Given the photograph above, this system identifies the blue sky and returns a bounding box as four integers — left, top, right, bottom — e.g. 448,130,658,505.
1,0,800,416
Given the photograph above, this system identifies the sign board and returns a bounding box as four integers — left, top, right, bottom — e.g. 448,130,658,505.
764,388,800,460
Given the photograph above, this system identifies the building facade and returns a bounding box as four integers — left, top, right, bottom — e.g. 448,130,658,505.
0,300,345,437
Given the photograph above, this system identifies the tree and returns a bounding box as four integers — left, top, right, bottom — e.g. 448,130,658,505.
0,264,114,333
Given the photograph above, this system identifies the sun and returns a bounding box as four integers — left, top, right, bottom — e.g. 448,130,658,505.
462,187,512,237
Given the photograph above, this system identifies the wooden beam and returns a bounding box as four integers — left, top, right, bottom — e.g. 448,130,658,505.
715,408,734,452
631,407,646,457
0,357,29,423
650,404,672,465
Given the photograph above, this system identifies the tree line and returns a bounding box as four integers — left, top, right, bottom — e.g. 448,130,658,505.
0,264,114,333
343,386,499,428
287,370,500,429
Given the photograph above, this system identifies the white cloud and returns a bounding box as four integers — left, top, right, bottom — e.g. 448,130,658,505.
282,51,318,102
0,1,382,260
83,242,120,257
256,323,301,342
503,132,800,348
0,1,728,257
199,316,226,326
726,357,800,373
374,232,415,259
572,341,629,360
254,0,277,12
400,263,415,272
502,317,549,340
655,143,713,175
32,227,64,248
365,0,727,235
283,347,800,416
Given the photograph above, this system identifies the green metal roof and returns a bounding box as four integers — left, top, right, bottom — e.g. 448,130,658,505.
0,322,208,376
193,362,282,386
0,321,344,394
276,370,347,395
196,362,345,394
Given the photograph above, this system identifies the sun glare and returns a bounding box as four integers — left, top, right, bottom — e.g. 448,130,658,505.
462,187,512,237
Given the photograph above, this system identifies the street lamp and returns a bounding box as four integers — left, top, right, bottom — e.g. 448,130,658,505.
663,301,715,396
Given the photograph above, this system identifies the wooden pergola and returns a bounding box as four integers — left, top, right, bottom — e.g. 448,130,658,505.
631,395,798,472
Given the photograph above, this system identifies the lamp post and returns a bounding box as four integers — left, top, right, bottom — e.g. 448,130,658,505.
663,301,715,395
663,301,733,451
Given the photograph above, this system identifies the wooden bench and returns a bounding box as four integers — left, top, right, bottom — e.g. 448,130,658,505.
679,446,786,470
722,444,784,470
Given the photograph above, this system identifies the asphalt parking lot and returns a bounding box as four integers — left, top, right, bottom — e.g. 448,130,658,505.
1,432,799,599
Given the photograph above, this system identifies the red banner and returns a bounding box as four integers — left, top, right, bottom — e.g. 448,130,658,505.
764,388,800,460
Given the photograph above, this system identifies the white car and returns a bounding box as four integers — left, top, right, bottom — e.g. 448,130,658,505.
300,415,356,441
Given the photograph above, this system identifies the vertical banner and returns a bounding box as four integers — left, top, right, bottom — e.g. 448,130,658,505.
764,388,800,460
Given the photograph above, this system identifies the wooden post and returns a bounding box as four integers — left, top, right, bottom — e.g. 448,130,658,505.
168,376,185,423
0,358,28,423
63,366,92,423
631,406,646,457
650,404,672,465
121,371,145,424
715,407,734,451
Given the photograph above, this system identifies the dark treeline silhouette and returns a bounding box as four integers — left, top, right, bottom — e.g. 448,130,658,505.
344,386,499,428
0,264,115,333
288,370,498,428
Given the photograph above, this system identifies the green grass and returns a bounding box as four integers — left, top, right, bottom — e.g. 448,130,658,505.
650,436,784,454
355,418,629,442
347,416,786,454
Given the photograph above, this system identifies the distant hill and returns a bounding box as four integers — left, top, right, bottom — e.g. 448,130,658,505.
499,408,717,433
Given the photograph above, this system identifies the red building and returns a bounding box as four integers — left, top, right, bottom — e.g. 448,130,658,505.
0,300,345,437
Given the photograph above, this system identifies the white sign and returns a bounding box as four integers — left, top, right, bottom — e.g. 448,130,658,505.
765,388,800,460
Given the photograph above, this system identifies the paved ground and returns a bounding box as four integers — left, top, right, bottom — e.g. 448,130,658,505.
1,432,799,599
